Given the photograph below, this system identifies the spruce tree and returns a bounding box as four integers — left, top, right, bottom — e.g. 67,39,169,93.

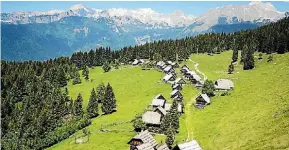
232,49,238,63
96,83,106,103
72,72,81,85
228,63,234,74
102,61,111,72
165,127,175,149
102,83,117,114
57,67,67,87
169,100,180,130
160,113,171,132
202,80,215,97
113,59,120,69
74,93,84,118
243,44,255,70
132,114,146,132
82,66,89,81
87,88,99,118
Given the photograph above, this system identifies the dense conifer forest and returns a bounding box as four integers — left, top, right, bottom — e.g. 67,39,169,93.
1,17,288,150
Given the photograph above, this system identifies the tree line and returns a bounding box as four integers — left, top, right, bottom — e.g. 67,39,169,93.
69,17,289,71
1,57,117,150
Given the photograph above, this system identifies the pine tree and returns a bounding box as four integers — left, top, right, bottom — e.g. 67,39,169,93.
169,100,180,130
165,127,175,149
232,49,238,63
72,71,81,85
74,93,84,118
96,83,106,103
132,114,146,132
232,38,238,62
113,59,120,69
102,61,111,72
160,113,171,132
202,80,215,97
57,67,67,87
102,83,117,114
228,63,234,74
87,88,99,118
243,44,255,70
82,66,89,81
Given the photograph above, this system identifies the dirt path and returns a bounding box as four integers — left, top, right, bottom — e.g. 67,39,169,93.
184,59,207,141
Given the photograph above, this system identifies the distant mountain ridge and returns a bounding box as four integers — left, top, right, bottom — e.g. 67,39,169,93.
1,1,287,61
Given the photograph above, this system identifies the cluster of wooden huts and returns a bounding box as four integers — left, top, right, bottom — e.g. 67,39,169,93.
132,59,145,65
128,130,202,150
141,94,184,127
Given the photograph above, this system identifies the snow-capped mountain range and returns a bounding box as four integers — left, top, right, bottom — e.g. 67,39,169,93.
1,1,287,61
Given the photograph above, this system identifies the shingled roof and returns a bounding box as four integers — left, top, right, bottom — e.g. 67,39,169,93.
154,94,166,101
151,99,166,107
163,74,174,82
192,74,201,82
174,78,186,84
142,111,162,125
154,106,167,116
128,130,158,148
164,65,173,72
136,143,155,150
156,144,170,150
215,79,234,90
200,94,210,104
173,140,202,150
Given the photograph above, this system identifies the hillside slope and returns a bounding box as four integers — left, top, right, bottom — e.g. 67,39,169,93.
190,51,289,150
47,51,289,150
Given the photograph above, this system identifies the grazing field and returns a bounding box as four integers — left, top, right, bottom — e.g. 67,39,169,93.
48,51,289,150
189,51,289,150
48,63,198,150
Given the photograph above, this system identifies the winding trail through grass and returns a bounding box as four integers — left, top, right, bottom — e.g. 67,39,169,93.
185,59,206,141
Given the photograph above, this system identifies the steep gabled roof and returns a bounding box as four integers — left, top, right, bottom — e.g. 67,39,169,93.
170,89,180,96
157,144,170,150
163,74,174,81
136,143,155,150
181,65,188,69
174,140,202,150
128,130,158,148
151,99,166,107
200,94,210,103
215,79,234,90
157,61,165,67
154,94,166,101
167,61,173,65
132,59,139,65
173,84,182,89
192,74,201,81
142,111,162,125
154,106,167,116
175,78,186,84
164,65,173,72
185,71,197,76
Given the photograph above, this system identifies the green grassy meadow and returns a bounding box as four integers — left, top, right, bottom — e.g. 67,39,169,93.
48,63,198,150
189,51,289,150
48,51,289,150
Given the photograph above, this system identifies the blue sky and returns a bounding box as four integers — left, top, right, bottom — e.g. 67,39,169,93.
1,1,289,16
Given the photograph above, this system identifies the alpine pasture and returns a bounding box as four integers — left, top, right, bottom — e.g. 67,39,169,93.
48,51,289,150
